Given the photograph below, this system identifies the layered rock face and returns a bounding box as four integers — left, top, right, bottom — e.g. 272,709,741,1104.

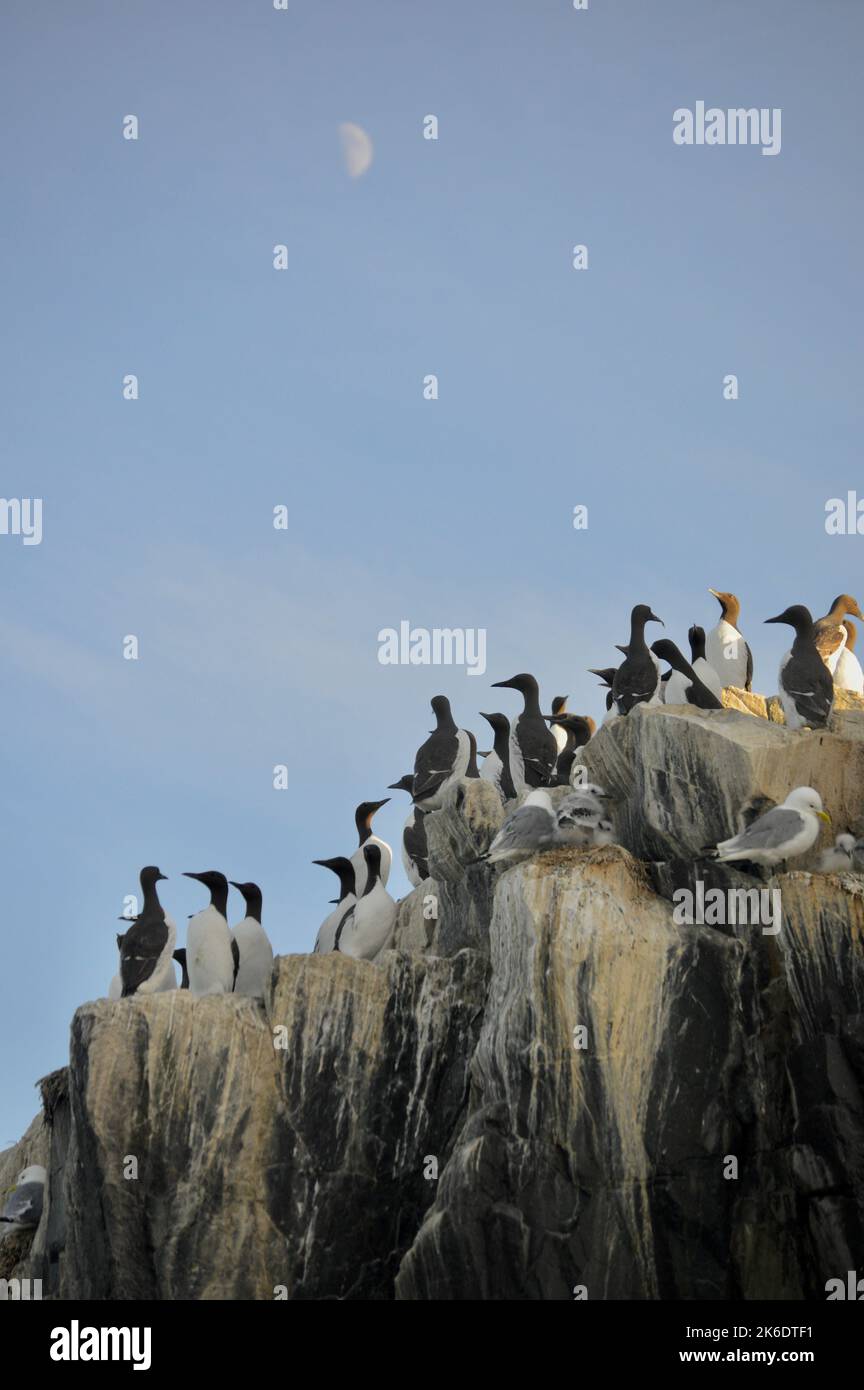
3,706,864,1300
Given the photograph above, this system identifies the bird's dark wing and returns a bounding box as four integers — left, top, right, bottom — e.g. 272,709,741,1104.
120,913,169,997
516,716,558,787
612,655,658,714
231,937,240,990
403,813,429,879
744,642,753,691
783,659,834,726
412,730,458,801
686,679,723,710
333,903,356,952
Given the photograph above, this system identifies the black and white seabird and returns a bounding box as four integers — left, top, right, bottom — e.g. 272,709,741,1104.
229,881,274,998
387,776,430,887
172,947,189,989
650,639,723,710
312,857,356,953
547,714,596,786
477,712,517,801
119,867,177,997
0,1165,47,1231
412,696,471,809
335,844,398,960
611,606,664,715
706,590,753,691
835,620,864,694
350,799,392,897
183,870,236,995
664,626,722,704
490,673,558,793
811,594,864,673
765,605,834,730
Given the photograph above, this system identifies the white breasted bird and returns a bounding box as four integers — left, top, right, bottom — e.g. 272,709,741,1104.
349,798,392,897
312,857,356,953
229,881,273,998
183,870,236,996
336,844,397,960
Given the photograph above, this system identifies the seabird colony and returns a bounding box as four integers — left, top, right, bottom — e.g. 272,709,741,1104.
108,866,274,1001
107,587,864,998
301,586,864,959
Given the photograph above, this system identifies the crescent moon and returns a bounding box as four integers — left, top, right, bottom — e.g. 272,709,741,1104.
338,122,373,179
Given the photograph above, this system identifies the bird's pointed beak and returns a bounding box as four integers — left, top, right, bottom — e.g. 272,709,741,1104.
228,881,242,890
490,680,513,689
708,588,719,598
157,873,168,881
764,614,782,625
648,613,664,626
183,872,204,882
818,810,832,825
372,798,390,811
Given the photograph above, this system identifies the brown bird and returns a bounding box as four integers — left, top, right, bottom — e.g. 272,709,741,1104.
813,594,864,672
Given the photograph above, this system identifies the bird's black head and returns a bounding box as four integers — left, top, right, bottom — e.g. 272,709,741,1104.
387,775,414,794
650,638,685,669
551,695,568,716
355,799,390,836
631,605,664,627
183,870,228,893
139,866,168,890
479,711,509,734
430,695,452,718
312,856,356,899
312,856,353,875
764,605,813,631
491,672,538,695
229,881,263,921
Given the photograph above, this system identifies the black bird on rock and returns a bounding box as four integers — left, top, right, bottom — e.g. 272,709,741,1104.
765,605,834,731
412,696,471,809
490,673,558,793
611,606,664,714
650,639,723,711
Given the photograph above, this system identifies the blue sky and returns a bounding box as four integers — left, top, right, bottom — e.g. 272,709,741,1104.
1,0,862,1142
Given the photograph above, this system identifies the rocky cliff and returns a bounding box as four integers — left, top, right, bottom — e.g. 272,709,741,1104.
4,700,864,1300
